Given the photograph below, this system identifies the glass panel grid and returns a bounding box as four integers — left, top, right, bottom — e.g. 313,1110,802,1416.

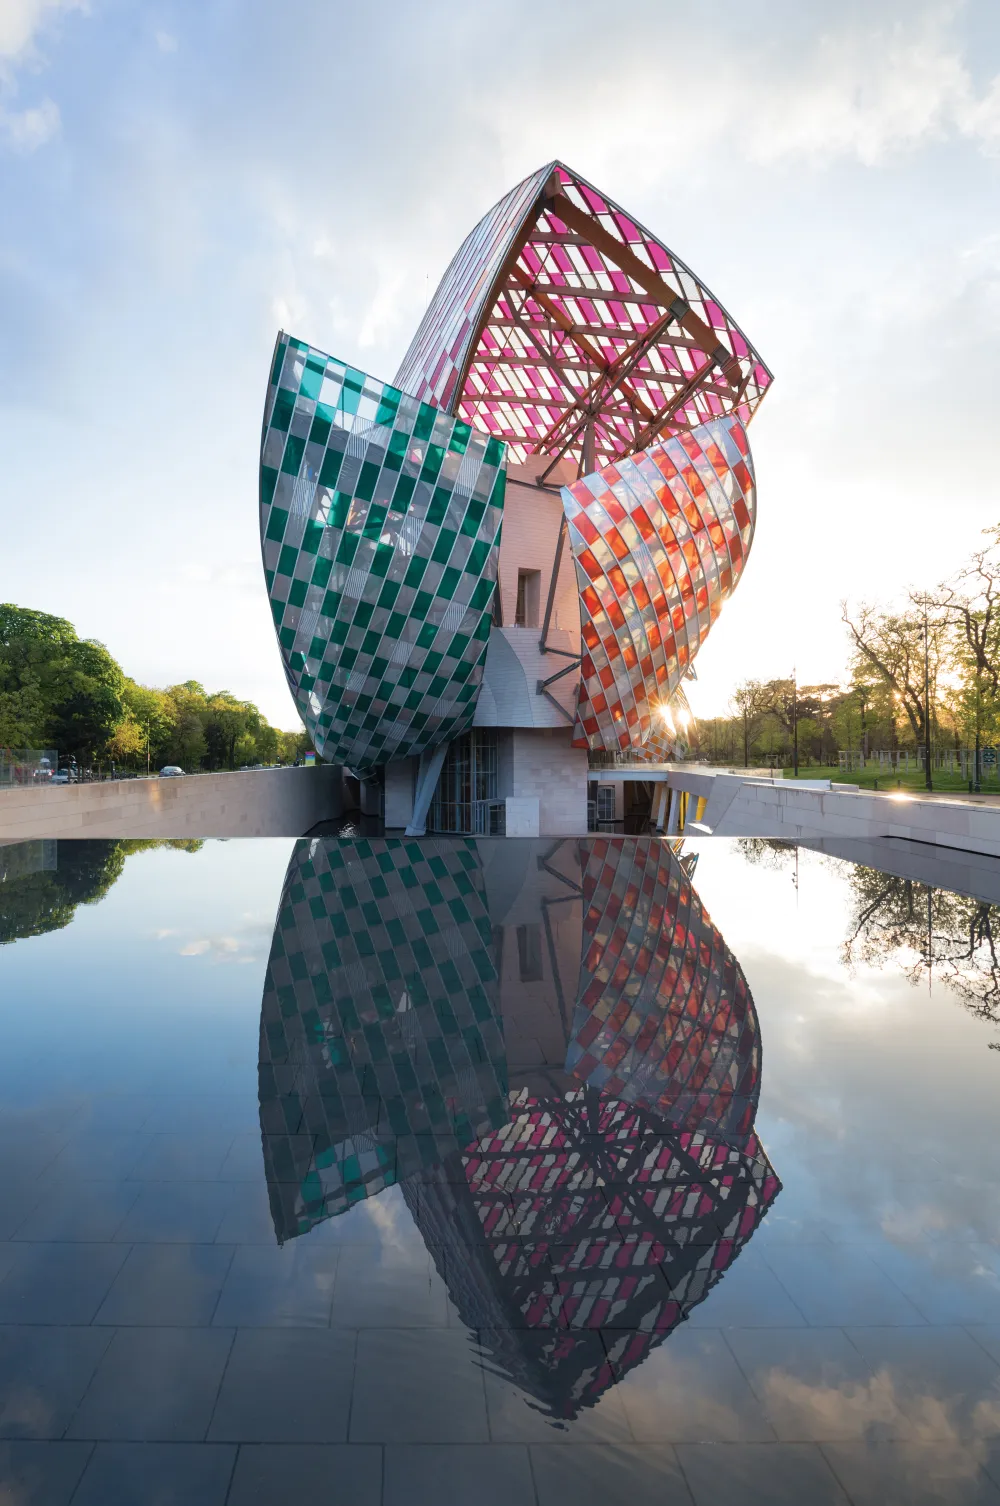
260,338,507,769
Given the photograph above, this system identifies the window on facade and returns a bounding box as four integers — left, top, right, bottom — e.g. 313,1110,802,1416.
517,923,543,982
426,730,500,834
597,786,615,822
515,569,541,628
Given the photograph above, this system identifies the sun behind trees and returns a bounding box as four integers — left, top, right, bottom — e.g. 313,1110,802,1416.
0,604,312,774
704,527,1000,787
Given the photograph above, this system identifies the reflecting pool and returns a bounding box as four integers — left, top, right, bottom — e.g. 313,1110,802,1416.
0,835,998,1505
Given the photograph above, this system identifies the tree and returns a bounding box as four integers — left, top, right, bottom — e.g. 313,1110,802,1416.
924,528,1000,785
842,865,1000,1039
106,718,145,764
0,605,126,760
841,602,946,750
730,679,770,768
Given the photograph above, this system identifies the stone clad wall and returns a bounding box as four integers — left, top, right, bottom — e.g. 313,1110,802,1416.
509,729,588,837
0,766,343,841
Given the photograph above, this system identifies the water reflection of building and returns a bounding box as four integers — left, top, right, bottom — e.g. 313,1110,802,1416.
258,836,507,1240
259,836,779,1417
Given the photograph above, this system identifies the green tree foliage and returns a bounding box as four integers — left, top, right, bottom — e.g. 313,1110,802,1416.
0,839,204,945
0,605,125,758
842,865,1000,1039
0,603,311,773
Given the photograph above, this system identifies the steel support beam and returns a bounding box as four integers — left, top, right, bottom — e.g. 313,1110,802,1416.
405,741,449,837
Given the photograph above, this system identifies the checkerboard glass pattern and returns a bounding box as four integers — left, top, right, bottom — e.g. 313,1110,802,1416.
405,1087,779,1417
260,336,507,770
567,837,762,1147
258,837,508,1243
395,161,772,470
562,415,755,753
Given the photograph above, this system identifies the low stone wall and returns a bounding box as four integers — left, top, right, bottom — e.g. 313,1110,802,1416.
685,772,1000,859
0,765,343,841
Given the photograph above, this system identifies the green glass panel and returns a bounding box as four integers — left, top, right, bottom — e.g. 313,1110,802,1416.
281,434,305,476
301,520,324,556
277,544,297,577
353,601,373,630
270,341,287,386
465,539,489,576
356,460,380,502
300,360,324,400
319,450,343,489
404,555,428,588
361,629,380,656
376,579,400,611
288,578,307,608
385,611,407,639
423,650,443,673
438,566,460,599
309,413,332,447
419,445,445,485
469,577,494,611
322,589,341,617
449,421,471,455
271,388,295,432
362,504,386,541
391,473,415,512
375,388,401,426
261,466,279,507
336,532,359,567
426,486,451,527
265,506,288,544
329,492,350,528
484,436,505,467
430,528,456,566
311,555,332,588
413,404,435,441
416,623,437,650
370,544,392,578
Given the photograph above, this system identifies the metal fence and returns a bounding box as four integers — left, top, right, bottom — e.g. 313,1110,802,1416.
427,799,506,835
0,751,59,788
838,748,999,777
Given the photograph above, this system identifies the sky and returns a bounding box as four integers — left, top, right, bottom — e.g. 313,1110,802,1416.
1,0,999,728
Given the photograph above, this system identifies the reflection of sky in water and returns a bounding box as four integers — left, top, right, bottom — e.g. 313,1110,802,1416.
2,835,1000,1479
687,840,1000,1250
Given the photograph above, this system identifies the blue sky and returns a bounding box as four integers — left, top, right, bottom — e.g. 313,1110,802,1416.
2,0,999,725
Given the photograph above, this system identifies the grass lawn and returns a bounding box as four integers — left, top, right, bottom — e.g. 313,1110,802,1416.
779,763,1000,795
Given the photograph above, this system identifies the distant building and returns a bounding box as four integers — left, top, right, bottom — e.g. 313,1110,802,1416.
260,163,772,834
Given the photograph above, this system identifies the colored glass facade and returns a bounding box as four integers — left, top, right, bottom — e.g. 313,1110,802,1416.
261,337,506,770
563,417,755,751
260,162,772,772
396,162,771,473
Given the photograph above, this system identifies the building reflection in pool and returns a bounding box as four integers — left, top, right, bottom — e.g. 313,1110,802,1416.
258,836,780,1420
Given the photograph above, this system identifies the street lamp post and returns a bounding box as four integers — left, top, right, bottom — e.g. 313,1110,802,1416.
922,602,933,793
791,667,799,779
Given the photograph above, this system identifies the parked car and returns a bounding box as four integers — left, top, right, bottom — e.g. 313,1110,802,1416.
51,771,70,785
158,766,184,778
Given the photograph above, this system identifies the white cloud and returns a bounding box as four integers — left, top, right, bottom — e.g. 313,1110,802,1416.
154,29,176,53
0,0,84,60
0,93,56,148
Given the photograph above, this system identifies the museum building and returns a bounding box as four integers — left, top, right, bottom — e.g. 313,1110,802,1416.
259,162,772,834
